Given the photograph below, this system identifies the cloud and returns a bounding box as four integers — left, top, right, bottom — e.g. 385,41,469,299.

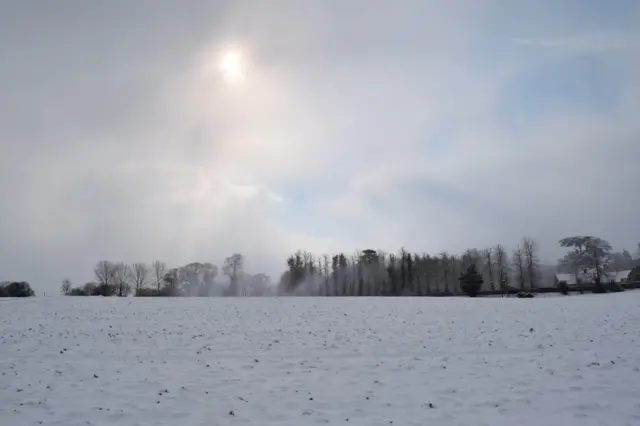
1,1,639,292
513,32,640,53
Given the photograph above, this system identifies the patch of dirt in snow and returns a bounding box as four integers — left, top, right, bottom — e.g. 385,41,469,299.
1,294,640,425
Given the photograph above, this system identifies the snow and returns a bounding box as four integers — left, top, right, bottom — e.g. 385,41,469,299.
2,294,640,426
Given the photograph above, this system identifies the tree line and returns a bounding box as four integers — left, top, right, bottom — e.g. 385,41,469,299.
277,236,640,297
61,254,274,297
53,236,639,298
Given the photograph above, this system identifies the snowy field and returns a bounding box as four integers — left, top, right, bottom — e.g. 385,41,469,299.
2,294,640,426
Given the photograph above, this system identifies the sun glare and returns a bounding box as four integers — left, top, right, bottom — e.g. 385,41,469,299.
219,50,245,83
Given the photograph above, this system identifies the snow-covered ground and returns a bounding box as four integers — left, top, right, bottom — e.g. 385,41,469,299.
2,294,640,426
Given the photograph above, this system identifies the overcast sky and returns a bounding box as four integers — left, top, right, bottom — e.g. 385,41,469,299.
1,1,639,293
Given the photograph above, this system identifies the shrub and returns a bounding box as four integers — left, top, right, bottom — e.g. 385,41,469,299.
68,287,87,296
0,281,35,297
459,265,484,297
159,285,183,297
82,282,97,295
592,281,607,294
135,288,160,297
94,283,116,296
557,281,569,295
609,280,624,293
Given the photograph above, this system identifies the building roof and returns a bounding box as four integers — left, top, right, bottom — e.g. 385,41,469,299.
613,270,632,282
555,270,632,285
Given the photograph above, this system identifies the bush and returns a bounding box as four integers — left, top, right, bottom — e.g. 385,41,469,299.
135,288,161,297
159,285,183,297
609,280,624,293
592,281,607,294
0,281,35,297
459,265,484,297
94,283,116,296
557,281,569,295
134,286,182,297
68,287,87,296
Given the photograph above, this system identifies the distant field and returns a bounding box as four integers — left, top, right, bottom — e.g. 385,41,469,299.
2,295,640,426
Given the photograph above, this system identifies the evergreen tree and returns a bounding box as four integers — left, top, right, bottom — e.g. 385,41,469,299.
459,264,484,297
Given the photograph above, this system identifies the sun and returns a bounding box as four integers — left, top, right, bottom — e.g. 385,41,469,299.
219,50,245,83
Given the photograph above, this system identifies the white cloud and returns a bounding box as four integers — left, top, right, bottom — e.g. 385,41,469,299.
513,32,640,53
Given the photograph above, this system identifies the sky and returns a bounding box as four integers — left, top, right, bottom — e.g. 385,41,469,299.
1,1,639,293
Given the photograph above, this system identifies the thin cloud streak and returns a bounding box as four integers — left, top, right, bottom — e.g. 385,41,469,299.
513,32,640,53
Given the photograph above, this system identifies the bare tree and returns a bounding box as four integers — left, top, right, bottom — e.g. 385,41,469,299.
321,254,331,296
422,253,435,295
439,252,451,294
113,262,132,297
411,252,421,295
374,250,386,295
61,278,72,295
350,251,361,296
94,261,116,296
200,263,218,296
494,244,509,296
399,247,408,294
132,263,150,296
461,249,481,270
450,254,462,294
223,253,244,296
484,249,495,292
512,246,526,290
522,237,540,289
152,260,166,292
